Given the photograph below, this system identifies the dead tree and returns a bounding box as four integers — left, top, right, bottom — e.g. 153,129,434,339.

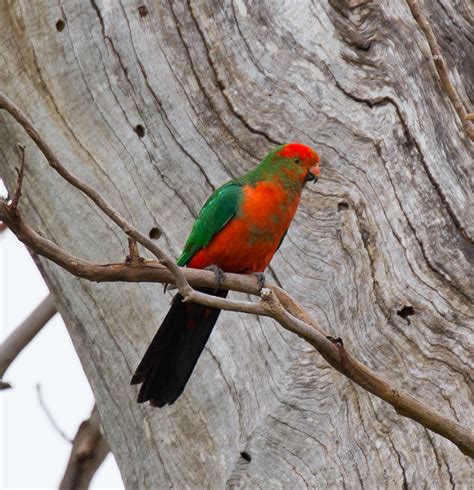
0,1,472,487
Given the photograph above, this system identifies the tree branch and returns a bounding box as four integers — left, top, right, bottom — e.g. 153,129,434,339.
10,143,25,211
406,0,474,140
0,294,57,389
0,92,192,297
59,405,110,490
0,92,473,458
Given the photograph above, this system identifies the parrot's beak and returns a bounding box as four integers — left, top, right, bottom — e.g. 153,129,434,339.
305,165,320,183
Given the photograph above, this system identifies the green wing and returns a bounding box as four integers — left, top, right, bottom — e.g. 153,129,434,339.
177,181,243,266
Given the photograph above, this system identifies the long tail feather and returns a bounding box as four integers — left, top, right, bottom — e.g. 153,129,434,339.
131,287,227,407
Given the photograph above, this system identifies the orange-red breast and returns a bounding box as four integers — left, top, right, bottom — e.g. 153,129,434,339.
132,143,321,406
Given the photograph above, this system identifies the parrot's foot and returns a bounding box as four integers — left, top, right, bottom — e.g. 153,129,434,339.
253,272,266,291
205,265,226,291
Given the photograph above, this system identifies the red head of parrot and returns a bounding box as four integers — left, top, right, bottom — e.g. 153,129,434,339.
275,142,321,184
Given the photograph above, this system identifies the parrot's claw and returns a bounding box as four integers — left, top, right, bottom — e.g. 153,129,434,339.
254,272,266,291
205,265,226,291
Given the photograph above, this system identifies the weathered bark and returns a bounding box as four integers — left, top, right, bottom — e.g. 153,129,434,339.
0,1,472,487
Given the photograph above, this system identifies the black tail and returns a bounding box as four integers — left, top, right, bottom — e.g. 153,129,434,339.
131,288,227,407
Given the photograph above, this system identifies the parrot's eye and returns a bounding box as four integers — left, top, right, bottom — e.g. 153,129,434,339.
292,157,301,164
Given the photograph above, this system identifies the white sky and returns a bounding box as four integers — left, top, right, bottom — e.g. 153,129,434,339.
0,227,124,488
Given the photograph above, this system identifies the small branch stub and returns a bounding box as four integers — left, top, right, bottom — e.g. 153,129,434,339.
126,238,142,265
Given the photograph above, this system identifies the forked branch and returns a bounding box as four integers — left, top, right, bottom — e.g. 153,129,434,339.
0,92,472,458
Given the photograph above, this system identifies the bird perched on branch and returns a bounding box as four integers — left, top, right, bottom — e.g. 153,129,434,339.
131,143,321,407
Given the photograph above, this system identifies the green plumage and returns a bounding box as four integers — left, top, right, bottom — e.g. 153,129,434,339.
132,142,320,406
177,181,243,266
176,144,303,267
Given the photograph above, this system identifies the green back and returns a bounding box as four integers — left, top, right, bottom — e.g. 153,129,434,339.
177,181,243,266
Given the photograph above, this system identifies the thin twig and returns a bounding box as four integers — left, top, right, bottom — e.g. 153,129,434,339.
36,383,72,443
406,0,474,140
10,143,25,211
60,405,110,490
0,294,57,389
0,92,473,458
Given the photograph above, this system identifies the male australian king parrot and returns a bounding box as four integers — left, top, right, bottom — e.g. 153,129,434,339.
131,143,321,407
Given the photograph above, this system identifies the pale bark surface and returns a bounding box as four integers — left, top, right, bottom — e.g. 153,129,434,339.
1,1,472,487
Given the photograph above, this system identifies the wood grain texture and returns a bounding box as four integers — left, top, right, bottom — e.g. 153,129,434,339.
1,0,472,487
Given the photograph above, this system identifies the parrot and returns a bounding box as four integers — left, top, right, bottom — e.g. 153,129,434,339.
131,142,321,407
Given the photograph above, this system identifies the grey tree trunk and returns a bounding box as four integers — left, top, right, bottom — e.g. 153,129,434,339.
1,0,472,487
